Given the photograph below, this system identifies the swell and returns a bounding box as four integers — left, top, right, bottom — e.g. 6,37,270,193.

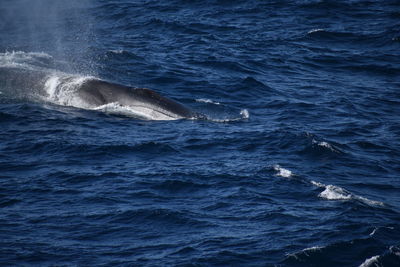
3,140,179,159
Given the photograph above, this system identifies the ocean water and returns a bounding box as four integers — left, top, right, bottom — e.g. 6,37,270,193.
1,0,399,266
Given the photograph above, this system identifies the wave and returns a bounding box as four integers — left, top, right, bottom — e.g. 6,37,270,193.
359,246,400,267
359,255,380,267
284,228,400,266
306,29,358,40
302,25,399,49
312,140,338,152
267,160,384,208
300,136,344,158
286,245,323,259
311,181,384,207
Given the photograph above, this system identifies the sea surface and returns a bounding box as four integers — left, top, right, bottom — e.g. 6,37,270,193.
1,0,399,266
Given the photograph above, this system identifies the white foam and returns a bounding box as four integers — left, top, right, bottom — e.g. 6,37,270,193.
240,109,249,119
308,28,325,34
369,228,378,236
196,98,220,105
273,165,293,178
359,255,380,267
110,49,124,54
318,141,331,148
302,246,323,254
319,185,352,200
311,180,325,188
312,139,338,152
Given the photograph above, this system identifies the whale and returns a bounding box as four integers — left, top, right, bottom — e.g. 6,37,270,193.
1,62,202,120
75,78,199,120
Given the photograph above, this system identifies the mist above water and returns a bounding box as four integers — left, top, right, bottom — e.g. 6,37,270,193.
0,0,95,73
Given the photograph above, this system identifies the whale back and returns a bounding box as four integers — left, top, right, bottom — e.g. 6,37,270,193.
77,79,195,119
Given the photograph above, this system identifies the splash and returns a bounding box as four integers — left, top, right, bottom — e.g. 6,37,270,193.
319,185,352,200
43,74,94,109
240,109,250,119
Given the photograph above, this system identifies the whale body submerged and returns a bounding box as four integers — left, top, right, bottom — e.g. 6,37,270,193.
75,79,198,120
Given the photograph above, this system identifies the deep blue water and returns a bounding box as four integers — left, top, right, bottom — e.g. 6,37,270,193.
1,0,400,266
